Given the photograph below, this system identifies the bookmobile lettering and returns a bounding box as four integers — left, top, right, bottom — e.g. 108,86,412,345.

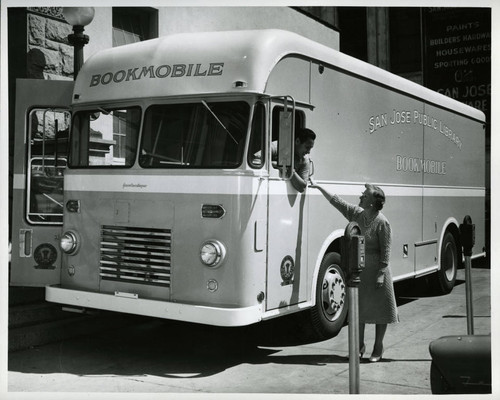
368,109,463,150
89,62,225,87
396,155,446,175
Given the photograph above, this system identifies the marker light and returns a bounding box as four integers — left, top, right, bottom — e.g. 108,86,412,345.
200,240,226,267
60,231,80,254
201,204,225,219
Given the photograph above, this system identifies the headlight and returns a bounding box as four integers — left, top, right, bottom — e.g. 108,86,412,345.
200,240,226,267
60,231,80,254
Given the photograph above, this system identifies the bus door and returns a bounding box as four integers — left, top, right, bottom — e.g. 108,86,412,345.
10,79,73,286
266,100,309,311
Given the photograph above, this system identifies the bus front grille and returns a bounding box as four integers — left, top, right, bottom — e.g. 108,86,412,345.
99,225,171,287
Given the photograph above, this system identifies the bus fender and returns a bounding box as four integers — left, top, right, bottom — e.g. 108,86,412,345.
438,218,461,269
310,229,344,307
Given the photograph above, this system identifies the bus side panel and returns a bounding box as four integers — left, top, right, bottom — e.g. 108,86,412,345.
307,61,426,280
10,79,73,287
422,104,486,255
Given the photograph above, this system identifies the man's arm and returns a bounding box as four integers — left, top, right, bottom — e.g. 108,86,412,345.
290,171,308,192
291,157,310,193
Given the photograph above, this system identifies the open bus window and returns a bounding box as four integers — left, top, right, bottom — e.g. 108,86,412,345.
139,101,249,168
27,108,70,224
69,107,141,167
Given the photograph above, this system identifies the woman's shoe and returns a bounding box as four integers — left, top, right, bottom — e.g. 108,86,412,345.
369,346,383,363
359,344,366,359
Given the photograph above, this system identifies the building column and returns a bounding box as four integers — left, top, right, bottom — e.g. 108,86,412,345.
366,7,390,70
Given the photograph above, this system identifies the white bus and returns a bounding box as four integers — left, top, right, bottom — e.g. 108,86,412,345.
15,30,486,340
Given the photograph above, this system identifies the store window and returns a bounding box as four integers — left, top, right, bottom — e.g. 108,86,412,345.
112,7,158,47
389,8,422,76
338,7,368,62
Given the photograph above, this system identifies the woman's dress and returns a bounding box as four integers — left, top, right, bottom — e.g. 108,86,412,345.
330,194,399,324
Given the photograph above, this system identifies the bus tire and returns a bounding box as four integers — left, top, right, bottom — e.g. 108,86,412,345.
308,252,347,340
434,231,458,295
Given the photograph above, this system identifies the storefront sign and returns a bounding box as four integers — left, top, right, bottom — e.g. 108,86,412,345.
423,8,491,118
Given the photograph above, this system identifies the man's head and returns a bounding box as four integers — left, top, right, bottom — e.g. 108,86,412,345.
294,128,316,158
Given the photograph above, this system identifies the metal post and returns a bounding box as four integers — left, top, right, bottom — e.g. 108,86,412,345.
343,222,365,394
464,255,474,335
348,286,360,393
460,215,475,335
68,25,89,80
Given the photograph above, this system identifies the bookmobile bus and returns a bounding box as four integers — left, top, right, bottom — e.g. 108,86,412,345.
10,29,486,340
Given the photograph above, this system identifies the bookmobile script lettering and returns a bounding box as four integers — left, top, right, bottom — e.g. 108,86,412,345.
368,109,463,150
89,62,225,87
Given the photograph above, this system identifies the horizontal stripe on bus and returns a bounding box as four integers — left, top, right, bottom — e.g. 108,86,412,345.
15,173,485,198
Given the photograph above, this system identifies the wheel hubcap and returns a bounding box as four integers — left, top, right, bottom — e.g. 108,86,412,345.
322,266,346,321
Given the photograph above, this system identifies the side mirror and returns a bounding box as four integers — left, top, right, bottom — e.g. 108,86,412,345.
277,98,295,179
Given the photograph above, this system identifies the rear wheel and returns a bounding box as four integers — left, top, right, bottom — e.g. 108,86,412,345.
434,231,458,294
308,252,347,340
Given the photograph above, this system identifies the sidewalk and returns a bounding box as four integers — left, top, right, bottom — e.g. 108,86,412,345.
6,266,492,397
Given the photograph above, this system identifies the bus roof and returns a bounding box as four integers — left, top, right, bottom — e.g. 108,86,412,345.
74,29,485,122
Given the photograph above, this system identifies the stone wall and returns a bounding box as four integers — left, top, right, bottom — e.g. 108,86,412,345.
27,8,73,80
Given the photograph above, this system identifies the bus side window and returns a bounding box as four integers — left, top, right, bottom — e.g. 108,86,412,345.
27,109,70,224
248,102,266,168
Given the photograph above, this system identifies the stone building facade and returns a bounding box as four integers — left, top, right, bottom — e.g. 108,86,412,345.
26,9,74,80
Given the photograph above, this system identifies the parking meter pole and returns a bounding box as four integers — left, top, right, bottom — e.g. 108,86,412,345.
343,222,365,394
460,215,475,335
348,286,360,394
464,256,474,335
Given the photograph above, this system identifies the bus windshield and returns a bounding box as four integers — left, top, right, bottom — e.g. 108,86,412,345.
139,101,250,168
69,107,141,167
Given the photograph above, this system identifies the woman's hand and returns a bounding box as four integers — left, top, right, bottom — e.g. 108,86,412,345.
309,178,319,188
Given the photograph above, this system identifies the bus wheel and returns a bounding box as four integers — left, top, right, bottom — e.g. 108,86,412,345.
434,232,458,294
309,252,347,340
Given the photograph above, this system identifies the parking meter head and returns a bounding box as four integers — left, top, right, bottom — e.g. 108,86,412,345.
460,215,475,256
342,222,365,286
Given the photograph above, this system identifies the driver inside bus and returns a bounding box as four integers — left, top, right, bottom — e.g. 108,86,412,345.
254,127,316,193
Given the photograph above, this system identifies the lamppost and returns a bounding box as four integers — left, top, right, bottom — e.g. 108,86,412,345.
62,7,95,79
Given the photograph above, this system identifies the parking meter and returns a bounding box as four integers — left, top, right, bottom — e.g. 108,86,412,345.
460,215,475,257
342,222,365,286
342,222,365,394
460,215,475,334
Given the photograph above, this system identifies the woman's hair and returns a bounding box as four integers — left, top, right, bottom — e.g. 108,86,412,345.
366,183,386,210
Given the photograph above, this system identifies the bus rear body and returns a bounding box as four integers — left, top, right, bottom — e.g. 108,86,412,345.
43,30,485,339
10,79,73,288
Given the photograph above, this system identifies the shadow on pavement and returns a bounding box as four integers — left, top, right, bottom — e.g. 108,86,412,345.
9,259,489,380
8,314,352,379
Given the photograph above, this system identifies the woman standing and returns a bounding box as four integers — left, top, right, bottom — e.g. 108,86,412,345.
310,181,399,362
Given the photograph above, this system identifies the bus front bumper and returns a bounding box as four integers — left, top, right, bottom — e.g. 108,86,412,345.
46,285,263,327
